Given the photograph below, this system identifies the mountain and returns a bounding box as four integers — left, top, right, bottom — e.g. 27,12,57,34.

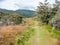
0,9,35,18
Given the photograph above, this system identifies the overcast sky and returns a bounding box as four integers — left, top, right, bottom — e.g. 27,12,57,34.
0,0,55,10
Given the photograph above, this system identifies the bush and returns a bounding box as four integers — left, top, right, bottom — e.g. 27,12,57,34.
1,14,23,25
49,9,60,30
36,0,55,24
16,27,35,45
36,0,59,24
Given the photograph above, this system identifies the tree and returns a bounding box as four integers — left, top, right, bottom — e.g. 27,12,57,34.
36,0,60,24
52,0,60,16
50,9,60,30
1,14,23,25
0,12,7,20
36,0,52,24
49,0,60,30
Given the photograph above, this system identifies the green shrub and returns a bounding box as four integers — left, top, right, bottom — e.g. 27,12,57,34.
49,10,60,30
16,27,35,45
9,42,14,45
45,25,60,38
1,14,23,25
45,25,52,32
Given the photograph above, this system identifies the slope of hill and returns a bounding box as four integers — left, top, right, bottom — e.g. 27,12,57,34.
15,9,35,17
0,9,35,17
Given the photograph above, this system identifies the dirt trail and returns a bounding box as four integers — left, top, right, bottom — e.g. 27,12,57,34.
28,21,58,45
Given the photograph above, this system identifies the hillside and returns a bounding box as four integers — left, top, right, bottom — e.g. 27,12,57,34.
0,9,35,17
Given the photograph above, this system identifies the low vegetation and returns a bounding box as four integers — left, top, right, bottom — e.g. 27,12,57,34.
16,26,35,45
0,12,23,26
44,25,60,45
0,0,60,45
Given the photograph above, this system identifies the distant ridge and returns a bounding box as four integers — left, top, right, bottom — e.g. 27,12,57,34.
0,8,35,18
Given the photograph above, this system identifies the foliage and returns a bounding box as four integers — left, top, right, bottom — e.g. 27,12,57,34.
45,25,52,32
36,0,52,24
9,42,14,45
44,24,60,45
0,12,9,20
16,26,35,45
36,0,59,24
45,24,60,38
49,1,60,29
49,9,60,30
1,14,23,25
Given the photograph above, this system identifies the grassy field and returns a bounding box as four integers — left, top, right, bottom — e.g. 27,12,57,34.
0,19,60,45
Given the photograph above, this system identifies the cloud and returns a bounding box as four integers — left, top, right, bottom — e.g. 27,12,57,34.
0,0,19,10
14,0,41,10
0,0,55,10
